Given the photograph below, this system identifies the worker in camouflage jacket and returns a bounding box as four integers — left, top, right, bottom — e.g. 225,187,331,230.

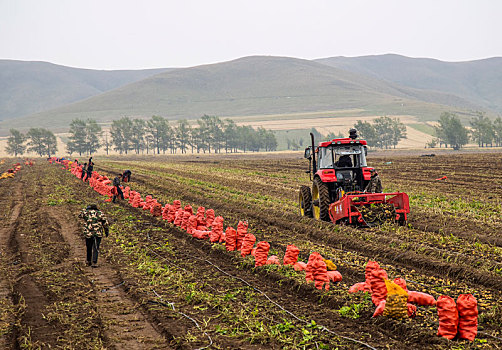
78,204,109,267
364,168,383,193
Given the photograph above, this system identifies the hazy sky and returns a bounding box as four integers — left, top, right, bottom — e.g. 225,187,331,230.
1,0,501,70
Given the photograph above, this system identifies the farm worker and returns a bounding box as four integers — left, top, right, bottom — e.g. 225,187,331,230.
78,204,109,267
336,155,353,167
122,169,132,183
81,163,87,179
112,174,124,203
364,169,383,193
86,159,94,181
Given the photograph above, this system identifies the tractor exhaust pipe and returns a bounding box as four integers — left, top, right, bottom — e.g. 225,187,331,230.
310,132,316,174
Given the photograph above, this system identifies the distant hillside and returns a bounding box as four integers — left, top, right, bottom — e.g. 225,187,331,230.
316,54,502,113
2,56,475,132
0,60,170,120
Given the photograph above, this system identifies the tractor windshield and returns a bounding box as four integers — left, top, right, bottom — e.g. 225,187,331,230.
318,145,367,169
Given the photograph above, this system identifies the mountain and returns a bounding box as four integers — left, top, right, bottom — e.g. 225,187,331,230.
1,56,476,132
316,54,502,113
0,60,170,120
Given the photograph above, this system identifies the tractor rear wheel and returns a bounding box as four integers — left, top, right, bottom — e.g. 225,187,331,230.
312,177,331,221
299,185,313,217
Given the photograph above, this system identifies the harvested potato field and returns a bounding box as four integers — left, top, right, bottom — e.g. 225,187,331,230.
0,152,501,349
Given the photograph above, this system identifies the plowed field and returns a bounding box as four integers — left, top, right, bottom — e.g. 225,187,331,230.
0,152,501,349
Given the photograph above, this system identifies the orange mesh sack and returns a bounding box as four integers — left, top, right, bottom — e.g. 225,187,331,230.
209,217,223,243
349,282,371,294
293,261,307,271
205,209,215,228
225,227,237,251
437,295,458,340
184,205,193,215
365,260,381,291
408,291,436,306
172,200,181,211
383,280,408,319
173,208,184,226
123,186,130,199
181,211,191,230
372,300,386,318
254,241,270,267
266,255,281,265
283,245,299,266
457,294,478,341
369,269,388,305
236,221,248,251
162,204,171,220
327,270,342,282
240,233,256,257
151,202,162,217
128,191,136,205
306,252,329,290
132,193,142,208
187,215,197,235
407,303,417,318
192,230,210,239
196,207,206,226
393,278,408,291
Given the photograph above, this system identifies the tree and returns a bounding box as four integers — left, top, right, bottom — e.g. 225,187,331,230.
110,117,133,154
175,119,191,154
470,112,494,147
130,119,146,154
147,116,169,154
354,120,378,147
5,129,26,156
390,117,407,149
27,128,57,157
67,119,87,155
85,119,102,155
223,119,239,153
493,117,502,147
434,112,469,150
354,117,406,149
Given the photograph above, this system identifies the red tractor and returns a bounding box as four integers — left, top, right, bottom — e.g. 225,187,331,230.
299,129,410,226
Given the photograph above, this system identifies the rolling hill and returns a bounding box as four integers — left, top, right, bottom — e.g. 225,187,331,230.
1,56,480,132
0,60,170,121
316,54,502,113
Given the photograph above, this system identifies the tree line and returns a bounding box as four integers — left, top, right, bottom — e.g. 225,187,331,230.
5,115,278,157
430,112,502,149
354,116,407,149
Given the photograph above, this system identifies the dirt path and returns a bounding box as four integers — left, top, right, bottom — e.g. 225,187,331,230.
47,207,167,349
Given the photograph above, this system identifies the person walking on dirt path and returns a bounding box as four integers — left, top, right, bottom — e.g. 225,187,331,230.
364,168,383,193
122,169,131,183
78,204,109,267
112,174,124,203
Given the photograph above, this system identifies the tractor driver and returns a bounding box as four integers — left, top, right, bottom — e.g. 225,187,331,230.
336,155,353,168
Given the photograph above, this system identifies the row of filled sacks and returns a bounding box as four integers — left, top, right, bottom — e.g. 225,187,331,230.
349,260,478,341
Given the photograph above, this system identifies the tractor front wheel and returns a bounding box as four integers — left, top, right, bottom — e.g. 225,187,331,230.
312,178,331,221
299,185,313,218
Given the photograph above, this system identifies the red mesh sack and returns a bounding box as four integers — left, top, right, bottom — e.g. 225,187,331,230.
225,227,237,251
407,303,417,318
111,186,118,196
369,269,388,305
192,230,210,239
283,245,300,266
151,202,162,217
162,204,171,220
236,221,248,251
457,294,478,341
196,207,206,226
437,295,458,340
181,211,191,230
327,270,342,282
393,278,408,291
266,255,281,265
173,208,184,226
293,261,307,271
123,186,130,199
172,200,182,211
184,205,193,215
306,252,329,290
254,241,270,267
143,195,153,211
205,209,215,228
132,194,142,208
209,216,223,242
348,282,371,294
408,291,436,306
365,260,381,291
240,233,256,257
187,215,197,235
128,191,136,205
372,300,386,318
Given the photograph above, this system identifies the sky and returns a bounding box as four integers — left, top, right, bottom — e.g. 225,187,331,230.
1,0,501,70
